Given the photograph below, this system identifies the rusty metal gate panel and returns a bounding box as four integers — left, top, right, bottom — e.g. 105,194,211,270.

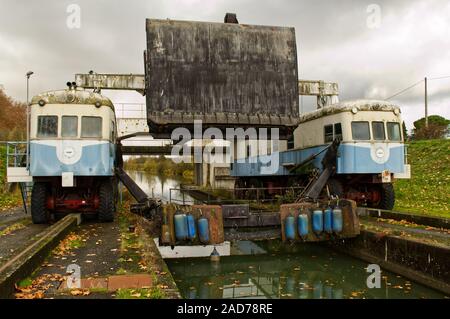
145,18,299,135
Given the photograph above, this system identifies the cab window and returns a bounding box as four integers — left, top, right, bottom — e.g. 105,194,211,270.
81,116,102,138
37,116,58,138
324,125,333,143
62,116,78,138
372,121,385,140
351,121,370,140
387,122,401,141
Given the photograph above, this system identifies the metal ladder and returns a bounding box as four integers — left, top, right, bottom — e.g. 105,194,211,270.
6,142,33,214
18,182,33,214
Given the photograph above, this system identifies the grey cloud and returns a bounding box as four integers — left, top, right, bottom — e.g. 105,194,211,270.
0,0,448,130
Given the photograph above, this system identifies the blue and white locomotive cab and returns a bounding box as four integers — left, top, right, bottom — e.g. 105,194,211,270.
231,100,410,209
27,87,118,223
293,100,410,179
30,89,116,179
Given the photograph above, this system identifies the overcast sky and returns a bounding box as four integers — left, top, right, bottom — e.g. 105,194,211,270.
0,0,449,130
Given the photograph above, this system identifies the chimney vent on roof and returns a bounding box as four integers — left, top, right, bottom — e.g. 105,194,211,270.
224,13,238,24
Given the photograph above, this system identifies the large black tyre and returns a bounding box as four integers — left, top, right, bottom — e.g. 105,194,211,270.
31,182,49,224
377,183,395,210
98,180,115,222
326,178,344,198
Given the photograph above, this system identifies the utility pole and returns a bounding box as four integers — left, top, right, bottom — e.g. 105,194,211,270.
26,71,34,169
424,77,428,128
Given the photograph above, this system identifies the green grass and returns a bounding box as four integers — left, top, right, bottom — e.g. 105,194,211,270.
0,145,22,211
394,139,450,218
0,145,6,186
17,277,33,288
0,218,31,236
88,287,109,294
68,238,84,249
115,287,165,299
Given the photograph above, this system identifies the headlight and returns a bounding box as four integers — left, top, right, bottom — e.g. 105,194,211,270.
95,101,102,108
394,108,400,115
351,107,358,114
38,99,46,107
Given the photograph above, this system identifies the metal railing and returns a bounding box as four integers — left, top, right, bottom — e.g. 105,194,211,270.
3,141,32,214
169,186,305,206
6,141,28,168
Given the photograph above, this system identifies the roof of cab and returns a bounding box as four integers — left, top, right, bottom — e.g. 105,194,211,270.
31,89,114,110
298,99,401,123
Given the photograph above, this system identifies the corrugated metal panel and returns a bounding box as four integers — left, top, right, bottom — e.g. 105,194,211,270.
145,19,299,134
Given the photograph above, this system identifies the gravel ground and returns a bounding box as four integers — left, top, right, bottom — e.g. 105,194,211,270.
0,207,28,228
0,207,47,266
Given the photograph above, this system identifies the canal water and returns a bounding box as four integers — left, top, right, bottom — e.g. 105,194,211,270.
125,170,194,205
166,243,446,299
129,170,447,299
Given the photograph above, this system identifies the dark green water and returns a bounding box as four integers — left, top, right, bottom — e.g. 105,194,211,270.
166,243,447,299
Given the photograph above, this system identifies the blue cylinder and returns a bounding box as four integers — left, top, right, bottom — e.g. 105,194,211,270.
312,209,323,234
174,213,188,241
186,214,197,240
198,217,210,244
297,214,309,237
284,215,296,240
332,207,343,233
324,207,333,234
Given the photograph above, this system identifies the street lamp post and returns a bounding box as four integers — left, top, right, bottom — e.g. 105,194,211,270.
26,71,34,169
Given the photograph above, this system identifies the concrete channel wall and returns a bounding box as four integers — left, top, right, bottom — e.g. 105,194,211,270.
358,208,450,230
136,217,181,298
0,214,80,298
330,229,450,295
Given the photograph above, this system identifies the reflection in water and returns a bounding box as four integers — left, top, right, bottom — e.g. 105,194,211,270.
125,170,194,204
167,244,446,299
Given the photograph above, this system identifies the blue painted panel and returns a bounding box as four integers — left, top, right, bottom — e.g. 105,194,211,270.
336,144,404,174
231,145,327,177
231,143,406,177
30,142,115,176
